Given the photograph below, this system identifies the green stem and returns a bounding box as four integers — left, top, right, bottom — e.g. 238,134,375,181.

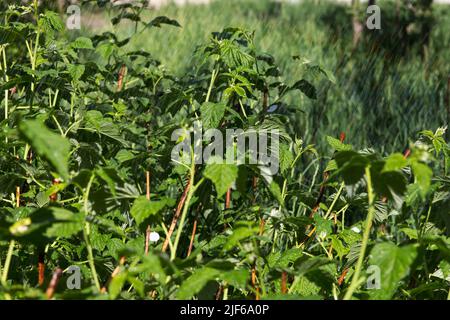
83,223,100,291
1,240,15,285
23,143,30,161
238,99,248,119
82,174,101,291
2,46,9,144
70,92,74,119
171,151,199,261
343,166,375,300
29,2,40,101
161,222,174,256
223,283,229,300
205,66,218,103
4,89,8,144
324,182,345,220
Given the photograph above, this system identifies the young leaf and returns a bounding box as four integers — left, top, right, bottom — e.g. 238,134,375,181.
410,162,433,198
18,120,71,180
291,79,317,99
70,37,94,50
313,215,332,238
224,222,259,251
335,151,369,185
368,243,418,299
204,161,238,197
200,102,226,129
67,64,85,82
177,267,219,299
109,271,128,299
147,16,181,28
382,153,407,172
130,196,169,226
326,136,352,151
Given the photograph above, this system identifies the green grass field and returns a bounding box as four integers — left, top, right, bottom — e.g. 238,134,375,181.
85,0,450,153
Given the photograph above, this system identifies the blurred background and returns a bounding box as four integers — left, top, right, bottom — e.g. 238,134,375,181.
9,0,450,153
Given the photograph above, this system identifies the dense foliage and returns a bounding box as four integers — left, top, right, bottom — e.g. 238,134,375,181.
0,1,449,300
123,0,450,153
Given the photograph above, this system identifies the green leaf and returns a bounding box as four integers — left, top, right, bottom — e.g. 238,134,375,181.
115,149,135,163
339,229,361,246
330,235,349,259
136,254,167,284
111,12,141,25
127,276,145,297
220,269,248,289
40,10,64,33
368,243,418,299
279,143,294,174
411,162,433,198
67,64,85,82
422,235,450,259
268,181,284,206
326,136,352,151
44,219,83,239
291,79,317,99
90,229,111,252
335,151,369,185
204,161,238,197
70,37,94,50
96,167,121,197
400,228,418,240
18,120,71,180
382,153,407,172
83,110,130,147
130,196,170,226
233,85,246,98
371,169,407,204
313,215,332,238
200,102,226,129
109,271,127,299
224,222,259,251
270,248,303,268
324,159,337,172
294,256,333,276
9,207,82,245
177,267,219,299
147,16,181,28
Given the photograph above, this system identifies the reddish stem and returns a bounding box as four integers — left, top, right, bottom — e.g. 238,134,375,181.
38,253,45,286
146,171,150,200
403,148,411,159
281,271,287,294
117,64,126,92
145,225,151,256
187,218,198,257
162,180,191,253
225,188,231,209
15,186,20,208
302,132,347,244
338,268,349,286
45,268,63,299
101,256,126,294
49,178,60,202
145,171,151,255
